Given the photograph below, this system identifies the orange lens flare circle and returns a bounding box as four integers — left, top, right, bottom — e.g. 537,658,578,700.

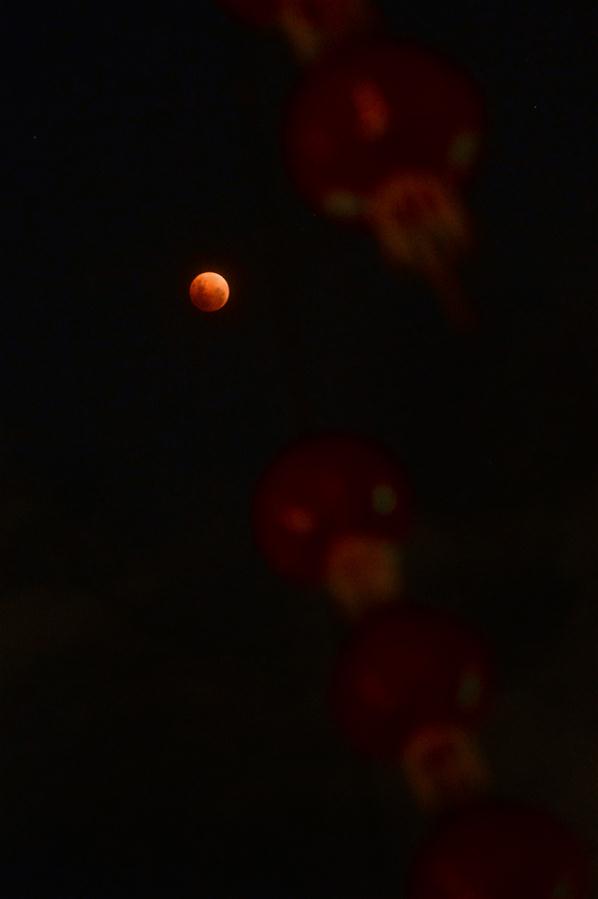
367,171,472,268
401,725,490,812
189,272,230,312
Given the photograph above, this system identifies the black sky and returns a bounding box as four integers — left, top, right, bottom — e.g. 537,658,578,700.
3,2,596,896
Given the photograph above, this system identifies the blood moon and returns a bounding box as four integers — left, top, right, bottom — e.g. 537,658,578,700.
189,272,230,312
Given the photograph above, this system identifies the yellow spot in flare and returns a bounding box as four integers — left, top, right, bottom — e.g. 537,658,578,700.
325,534,403,616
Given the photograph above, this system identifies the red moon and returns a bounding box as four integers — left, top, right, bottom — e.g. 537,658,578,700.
189,272,230,312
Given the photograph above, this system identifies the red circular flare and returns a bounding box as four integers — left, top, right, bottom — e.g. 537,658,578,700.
330,605,493,761
409,803,592,899
252,433,412,587
284,41,484,217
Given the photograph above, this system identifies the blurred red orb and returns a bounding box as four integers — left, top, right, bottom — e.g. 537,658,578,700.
252,434,412,588
189,272,230,312
330,605,493,761
409,803,592,899
284,41,484,218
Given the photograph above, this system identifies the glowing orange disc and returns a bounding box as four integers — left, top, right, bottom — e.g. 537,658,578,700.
189,272,230,312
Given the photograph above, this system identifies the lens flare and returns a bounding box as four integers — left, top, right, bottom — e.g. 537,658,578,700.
253,433,412,589
285,41,483,219
330,606,493,761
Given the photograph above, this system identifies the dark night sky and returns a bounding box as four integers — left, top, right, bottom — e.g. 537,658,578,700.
2,2,596,896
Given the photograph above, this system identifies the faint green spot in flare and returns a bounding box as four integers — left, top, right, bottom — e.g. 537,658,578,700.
323,191,363,219
372,484,397,515
553,881,572,899
448,131,479,168
457,672,482,709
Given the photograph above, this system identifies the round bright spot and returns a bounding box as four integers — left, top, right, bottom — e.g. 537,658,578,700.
189,272,230,312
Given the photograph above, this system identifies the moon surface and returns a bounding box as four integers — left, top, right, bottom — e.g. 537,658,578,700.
189,272,230,312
